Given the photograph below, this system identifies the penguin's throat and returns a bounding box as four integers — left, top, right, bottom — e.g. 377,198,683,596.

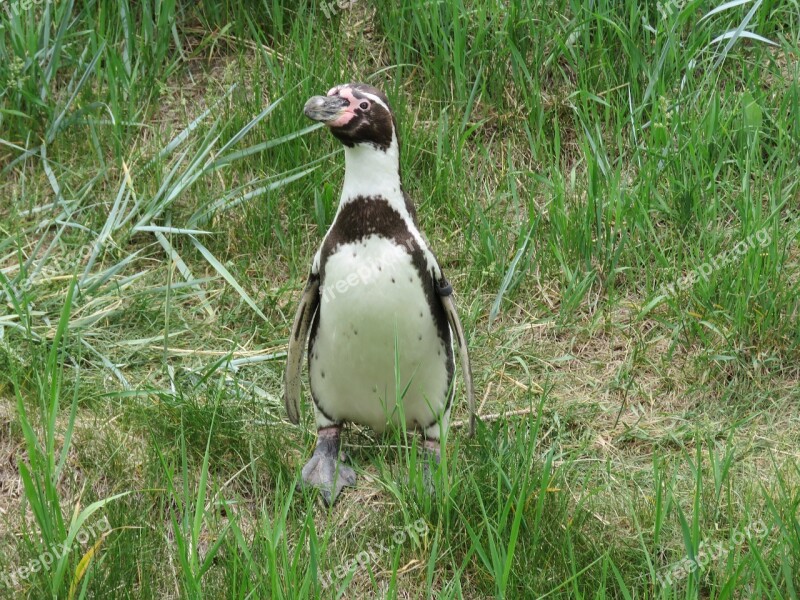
340,138,404,211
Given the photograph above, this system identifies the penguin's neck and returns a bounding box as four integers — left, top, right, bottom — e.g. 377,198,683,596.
339,135,409,219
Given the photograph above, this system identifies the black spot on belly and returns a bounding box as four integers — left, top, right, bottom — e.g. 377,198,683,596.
418,334,422,341
391,277,395,283
321,371,325,378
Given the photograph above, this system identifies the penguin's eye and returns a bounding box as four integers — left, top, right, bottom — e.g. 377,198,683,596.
359,102,369,110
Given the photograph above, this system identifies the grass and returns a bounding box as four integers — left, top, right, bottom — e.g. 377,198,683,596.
1,0,799,597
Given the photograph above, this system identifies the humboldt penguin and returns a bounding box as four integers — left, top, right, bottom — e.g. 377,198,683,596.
284,82,475,505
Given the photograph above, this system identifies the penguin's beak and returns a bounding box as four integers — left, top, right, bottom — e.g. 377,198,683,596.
303,95,349,123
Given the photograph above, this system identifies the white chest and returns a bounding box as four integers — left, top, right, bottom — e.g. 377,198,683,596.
309,235,452,432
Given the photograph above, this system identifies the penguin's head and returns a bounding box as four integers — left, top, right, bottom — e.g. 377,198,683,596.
303,83,396,151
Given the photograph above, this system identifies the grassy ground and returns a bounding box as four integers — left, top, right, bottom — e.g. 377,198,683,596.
1,0,799,598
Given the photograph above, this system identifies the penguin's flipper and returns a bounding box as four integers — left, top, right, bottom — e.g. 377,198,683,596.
284,273,320,424
437,280,476,437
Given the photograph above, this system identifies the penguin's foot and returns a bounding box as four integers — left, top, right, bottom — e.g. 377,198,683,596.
300,426,356,506
422,438,441,463
420,439,441,494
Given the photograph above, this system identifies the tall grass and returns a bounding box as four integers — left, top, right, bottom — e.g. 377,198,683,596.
1,0,798,597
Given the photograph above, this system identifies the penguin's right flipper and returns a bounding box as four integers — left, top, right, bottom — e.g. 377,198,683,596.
284,273,320,424
437,280,476,437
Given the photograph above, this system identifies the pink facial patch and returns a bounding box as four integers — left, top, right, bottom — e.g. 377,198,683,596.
326,87,359,127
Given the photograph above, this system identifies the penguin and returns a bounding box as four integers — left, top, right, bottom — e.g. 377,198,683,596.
284,83,475,505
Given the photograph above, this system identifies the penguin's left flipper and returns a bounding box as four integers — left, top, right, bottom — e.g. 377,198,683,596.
437,278,477,436
284,273,320,424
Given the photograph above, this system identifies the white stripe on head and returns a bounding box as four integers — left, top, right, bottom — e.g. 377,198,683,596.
328,83,392,113
357,90,390,113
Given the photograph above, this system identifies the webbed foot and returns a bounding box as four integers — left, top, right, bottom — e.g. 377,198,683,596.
300,426,356,506
419,438,441,494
